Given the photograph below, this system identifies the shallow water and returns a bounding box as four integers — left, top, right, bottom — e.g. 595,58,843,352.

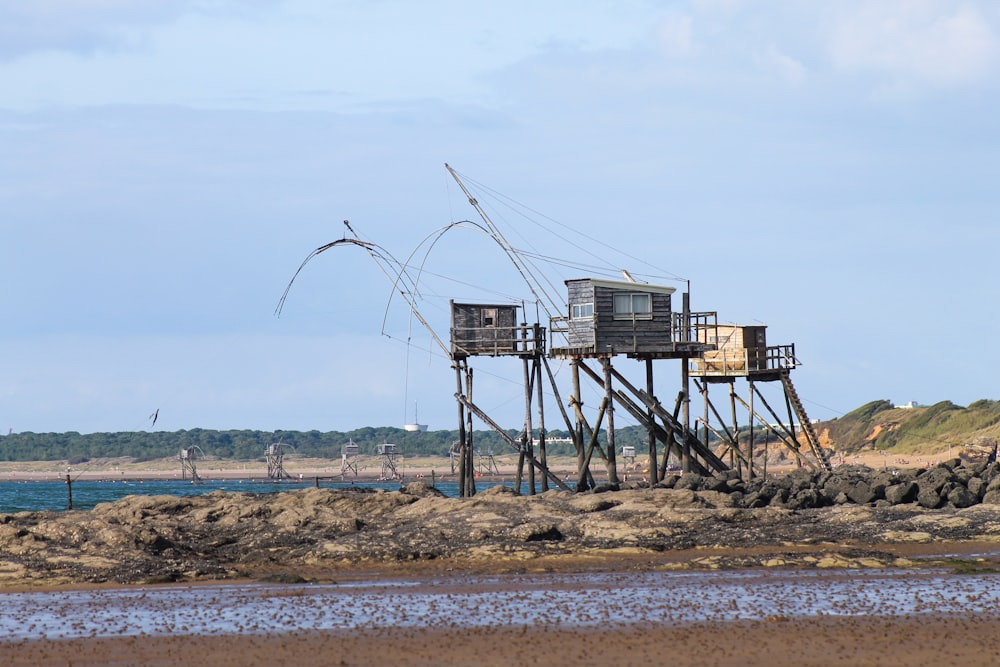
0,478,511,512
2,569,998,640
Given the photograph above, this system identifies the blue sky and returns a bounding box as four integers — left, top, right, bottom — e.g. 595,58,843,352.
2,0,999,436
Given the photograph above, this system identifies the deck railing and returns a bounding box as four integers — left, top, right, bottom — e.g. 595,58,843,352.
451,324,546,358
692,343,798,377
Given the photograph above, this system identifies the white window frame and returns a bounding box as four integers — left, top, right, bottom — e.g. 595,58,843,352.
613,292,652,320
571,302,594,319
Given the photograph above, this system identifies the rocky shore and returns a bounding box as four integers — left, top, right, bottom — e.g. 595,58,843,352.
2,457,1000,587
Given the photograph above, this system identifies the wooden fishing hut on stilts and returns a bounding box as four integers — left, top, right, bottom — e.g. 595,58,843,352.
277,164,833,493
450,301,570,497
548,277,727,489
689,324,831,478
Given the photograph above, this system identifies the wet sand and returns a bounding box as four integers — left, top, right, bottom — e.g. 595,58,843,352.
3,565,1000,666
4,613,999,666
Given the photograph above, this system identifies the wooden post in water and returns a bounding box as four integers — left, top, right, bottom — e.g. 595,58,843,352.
65,474,73,510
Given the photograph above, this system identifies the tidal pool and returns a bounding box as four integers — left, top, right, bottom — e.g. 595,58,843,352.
2,568,999,641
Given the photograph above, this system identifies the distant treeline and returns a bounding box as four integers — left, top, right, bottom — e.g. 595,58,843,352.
0,426,659,463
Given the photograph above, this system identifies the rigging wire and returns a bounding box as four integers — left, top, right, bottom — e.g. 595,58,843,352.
451,167,689,284
445,165,564,322
276,165,692,430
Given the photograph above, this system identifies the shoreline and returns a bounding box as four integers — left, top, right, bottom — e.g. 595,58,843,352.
0,449,961,484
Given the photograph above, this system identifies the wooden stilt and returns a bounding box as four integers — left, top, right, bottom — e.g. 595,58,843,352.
748,380,755,478
571,359,588,488
646,359,658,485
465,367,476,496
522,350,536,495
455,362,468,497
535,354,549,492
730,379,745,479
601,357,620,485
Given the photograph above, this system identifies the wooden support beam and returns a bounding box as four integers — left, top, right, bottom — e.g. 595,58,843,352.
692,379,746,467
522,353,536,494
611,388,707,476
599,365,727,474
749,383,805,468
645,359,659,485
454,361,469,497
534,357,549,492
579,398,609,488
600,358,620,485
731,392,811,468
454,393,571,492
568,395,609,463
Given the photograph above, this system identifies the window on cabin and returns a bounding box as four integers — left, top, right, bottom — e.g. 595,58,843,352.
613,292,652,320
571,303,594,319
482,308,497,328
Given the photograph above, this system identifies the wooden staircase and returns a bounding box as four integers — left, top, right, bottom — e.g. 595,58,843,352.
779,370,832,471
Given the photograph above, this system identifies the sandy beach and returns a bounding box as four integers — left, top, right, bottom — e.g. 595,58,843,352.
0,449,958,484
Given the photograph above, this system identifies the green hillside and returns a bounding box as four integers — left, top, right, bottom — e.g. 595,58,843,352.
815,399,1000,455
4,399,1000,464
0,426,652,464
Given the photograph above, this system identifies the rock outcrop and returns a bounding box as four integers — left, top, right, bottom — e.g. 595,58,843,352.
653,458,1000,511
2,460,1000,587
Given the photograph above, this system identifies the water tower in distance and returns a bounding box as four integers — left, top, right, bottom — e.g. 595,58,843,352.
403,401,427,432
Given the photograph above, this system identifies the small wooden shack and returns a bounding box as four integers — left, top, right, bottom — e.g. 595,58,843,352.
691,324,796,380
549,278,710,358
450,301,541,359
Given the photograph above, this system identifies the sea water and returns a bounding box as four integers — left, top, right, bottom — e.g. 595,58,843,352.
0,478,514,513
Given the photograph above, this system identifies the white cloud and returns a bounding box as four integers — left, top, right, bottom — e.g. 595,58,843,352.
828,2,999,86
0,0,278,60
691,0,745,15
656,14,700,58
754,44,807,84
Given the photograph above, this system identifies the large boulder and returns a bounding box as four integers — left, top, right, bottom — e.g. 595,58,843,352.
673,473,703,491
947,486,978,508
884,481,918,505
916,487,944,509
821,467,884,505
916,466,957,493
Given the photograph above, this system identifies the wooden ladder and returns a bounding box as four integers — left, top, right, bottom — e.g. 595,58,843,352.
779,371,832,471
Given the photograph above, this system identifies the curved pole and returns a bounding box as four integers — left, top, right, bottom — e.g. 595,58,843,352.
275,235,452,358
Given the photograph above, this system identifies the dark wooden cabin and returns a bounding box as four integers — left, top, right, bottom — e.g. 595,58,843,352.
549,278,710,359
450,301,541,359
